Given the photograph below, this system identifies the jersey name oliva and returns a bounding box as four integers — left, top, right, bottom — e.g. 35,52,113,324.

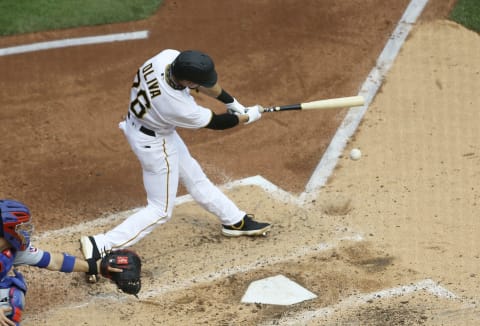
142,62,161,98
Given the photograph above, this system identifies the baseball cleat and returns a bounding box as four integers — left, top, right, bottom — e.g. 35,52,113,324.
80,236,104,284
87,274,98,283
222,214,271,237
80,235,102,260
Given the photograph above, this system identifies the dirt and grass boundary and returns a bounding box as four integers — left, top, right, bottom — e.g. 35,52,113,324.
1,0,479,38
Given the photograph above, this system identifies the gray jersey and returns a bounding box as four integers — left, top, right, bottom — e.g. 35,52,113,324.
13,245,46,266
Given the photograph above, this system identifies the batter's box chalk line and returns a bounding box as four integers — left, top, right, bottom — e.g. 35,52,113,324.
35,233,365,311
29,277,466,325
260,279,461,326
306,0,429,193
35,174,318,241
137,233,364,300
0,31,149,56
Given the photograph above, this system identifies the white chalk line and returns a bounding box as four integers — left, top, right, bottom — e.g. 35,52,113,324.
0,30,149,56
138,234,364,300
49,233,366,310
34,175,297,240
261,279,459,326
305,0,429,193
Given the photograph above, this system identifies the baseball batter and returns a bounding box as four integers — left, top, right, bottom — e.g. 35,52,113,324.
80,49,271,278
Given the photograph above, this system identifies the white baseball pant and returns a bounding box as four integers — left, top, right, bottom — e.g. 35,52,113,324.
93,119,245,251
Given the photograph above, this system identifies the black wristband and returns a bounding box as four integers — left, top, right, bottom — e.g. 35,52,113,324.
216,89,234,104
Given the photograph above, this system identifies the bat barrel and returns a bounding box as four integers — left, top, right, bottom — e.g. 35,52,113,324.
261,96,365,113
301,96,364,110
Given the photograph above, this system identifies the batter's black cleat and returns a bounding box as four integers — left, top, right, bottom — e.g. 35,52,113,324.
80,236,102,283
222,214,271,237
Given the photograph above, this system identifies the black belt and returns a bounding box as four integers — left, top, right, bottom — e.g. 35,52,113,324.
127,112,156,137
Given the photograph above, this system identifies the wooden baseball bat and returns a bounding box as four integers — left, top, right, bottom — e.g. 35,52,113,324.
260,95,365,112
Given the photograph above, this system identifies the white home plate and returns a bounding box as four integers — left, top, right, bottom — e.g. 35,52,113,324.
241,274,317,305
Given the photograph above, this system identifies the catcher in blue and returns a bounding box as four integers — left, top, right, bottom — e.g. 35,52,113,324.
0,199,141,326
80,49,272,282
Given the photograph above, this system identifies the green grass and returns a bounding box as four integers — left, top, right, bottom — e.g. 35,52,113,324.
0,0,164,36
0,0,478,37
449,0,480,32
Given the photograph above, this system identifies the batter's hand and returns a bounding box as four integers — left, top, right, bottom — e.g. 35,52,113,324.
226,98,246,115
245,105,262,124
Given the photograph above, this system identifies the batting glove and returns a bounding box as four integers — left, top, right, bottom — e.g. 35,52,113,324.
226,98,246,115
245,105,262,124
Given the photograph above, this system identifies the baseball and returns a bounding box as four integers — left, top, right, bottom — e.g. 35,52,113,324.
350,148,362,160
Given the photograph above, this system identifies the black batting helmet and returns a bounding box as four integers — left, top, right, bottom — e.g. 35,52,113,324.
171,50,218,88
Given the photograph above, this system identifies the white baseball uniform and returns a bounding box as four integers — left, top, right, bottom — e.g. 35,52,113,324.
92,49,245,251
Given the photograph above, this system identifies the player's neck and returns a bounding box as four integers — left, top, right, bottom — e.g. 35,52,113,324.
165,65,185,90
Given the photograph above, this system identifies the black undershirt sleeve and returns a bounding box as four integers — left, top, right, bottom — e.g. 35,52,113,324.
205,112,239,130
216,89,234,104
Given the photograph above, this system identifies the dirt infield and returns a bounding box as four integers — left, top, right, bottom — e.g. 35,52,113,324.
0,0,411,230
1,0,479,325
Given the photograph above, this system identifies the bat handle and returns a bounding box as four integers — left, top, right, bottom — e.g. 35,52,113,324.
260,104,300,113
260,106,277,113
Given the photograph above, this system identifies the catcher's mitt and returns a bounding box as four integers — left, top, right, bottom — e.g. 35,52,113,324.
100,249,142,295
